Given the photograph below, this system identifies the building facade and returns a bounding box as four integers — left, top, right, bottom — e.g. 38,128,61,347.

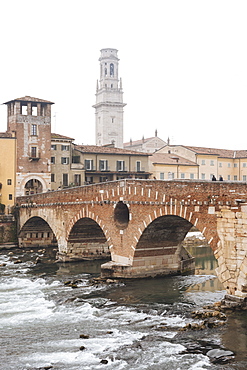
93,48,126,148
124,132,167,153
150,151,199,180
0,133,16,212
73,144,151,184
4,96,53,196
51,133,85,189
153,144,247,181
50,137,150,188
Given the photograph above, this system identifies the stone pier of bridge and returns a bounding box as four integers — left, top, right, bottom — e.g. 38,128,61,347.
16,179,247,299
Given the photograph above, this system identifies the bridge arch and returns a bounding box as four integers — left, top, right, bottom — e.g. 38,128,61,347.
128,215,194,274
66,217,110,260
135,215,193,251
129,202,214,254
18,216,57,248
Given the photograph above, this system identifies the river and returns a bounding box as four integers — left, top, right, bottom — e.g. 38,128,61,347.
0,235,247,370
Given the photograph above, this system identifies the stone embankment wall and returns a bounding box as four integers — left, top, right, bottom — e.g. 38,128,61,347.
0,214,17,246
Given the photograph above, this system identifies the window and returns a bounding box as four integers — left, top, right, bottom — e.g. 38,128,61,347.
85,159,94,170
31,147,37,158
31,105,37,116
227,175,231,180
234,175,238,181
228,163,231,168
41,104,46,116
116,160,125,171
99,160,108,171
7,179,12,185
74,174,81,186
51,144,57,150
51,174,55,182
9,194,12,200
219,162,222,167
61,157,69,165
136,161,141,172
86,176,93,184
100,176,108,182
110,63,114,76
63,174,68,186
31,124,37,136
201,160,205,165
234,163,238,168
243,163,246,168
21,104,27,115
72,156,80,163
210,160,214,166
168,172,174,179
243,175,247,181
51,157,55,164
190,173,194,179
160,173,164,180
180,173,185,179
61,145,69,151
201,173,205,180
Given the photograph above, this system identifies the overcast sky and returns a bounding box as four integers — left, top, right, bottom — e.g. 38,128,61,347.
0,0,247,150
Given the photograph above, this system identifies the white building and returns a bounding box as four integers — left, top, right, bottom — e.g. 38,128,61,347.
93,48,126,148
124,131,167,153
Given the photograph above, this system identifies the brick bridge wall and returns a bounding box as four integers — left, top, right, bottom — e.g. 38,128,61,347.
16,179,247,298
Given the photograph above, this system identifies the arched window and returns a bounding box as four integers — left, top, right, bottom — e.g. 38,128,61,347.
105,67,107,76
110,63,114,76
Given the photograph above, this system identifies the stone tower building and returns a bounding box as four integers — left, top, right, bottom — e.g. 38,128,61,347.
4,96,53,196
93,48,126,148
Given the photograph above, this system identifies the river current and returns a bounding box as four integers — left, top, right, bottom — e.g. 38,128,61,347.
0,234,247,370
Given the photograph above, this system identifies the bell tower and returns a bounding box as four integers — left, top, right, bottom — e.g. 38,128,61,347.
93,48,126,148
4,96,53,196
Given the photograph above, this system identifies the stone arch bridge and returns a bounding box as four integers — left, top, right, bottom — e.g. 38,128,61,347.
16,179,247,298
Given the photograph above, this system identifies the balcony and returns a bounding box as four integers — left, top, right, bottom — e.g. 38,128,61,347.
135,166,146,172
71,163,84,170
29,153,40,161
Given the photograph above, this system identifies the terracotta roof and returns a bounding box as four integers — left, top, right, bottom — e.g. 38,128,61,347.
184,146,247,159
51,133,74,141
3,96,54,104
151,152,198,166
234,150,247,158
74,144,150,156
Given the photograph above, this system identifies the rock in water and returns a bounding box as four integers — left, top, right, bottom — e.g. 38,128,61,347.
207,348,234,364
79,334,89,339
